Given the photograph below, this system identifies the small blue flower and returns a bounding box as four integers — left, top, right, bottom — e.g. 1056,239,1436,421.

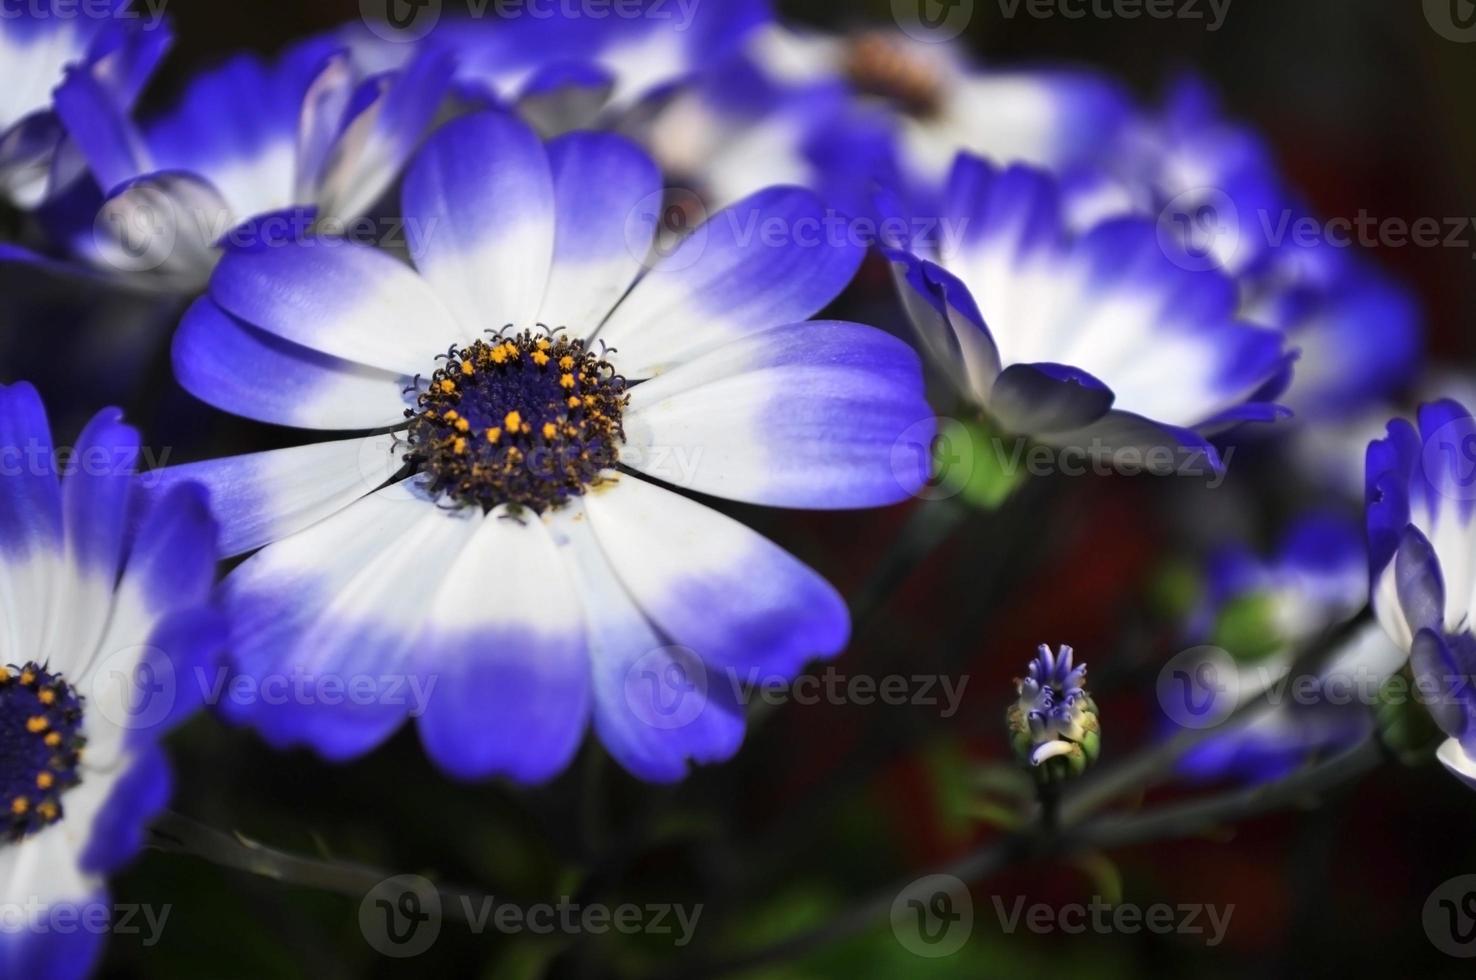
889,156,1293,473
1009,644,1099,780
0,0,170,208
1366,399,1476,790
0,383,225,979
141,110,933,784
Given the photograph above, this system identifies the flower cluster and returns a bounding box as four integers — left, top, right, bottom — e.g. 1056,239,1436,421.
0,0,1466,973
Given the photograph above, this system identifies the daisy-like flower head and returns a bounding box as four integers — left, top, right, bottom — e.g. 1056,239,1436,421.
0,0,170,208
889,154,1294,474
0,383,224,978
146,110,934,783
1366,399,1476,791
27,35,453,291
1009,644,1098,780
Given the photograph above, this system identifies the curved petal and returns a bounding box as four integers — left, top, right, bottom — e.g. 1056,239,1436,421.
401,110,554,334
549,504,745,782
415,507,590,783
596,186,865,378
0,383,62,669
585,474,848,678
134,434,404,559
623,321,933,508
989,362,1114,436
538,130,662,333
52,408,138,666
208,238,467,375
173,297,411,430
221,481,473,760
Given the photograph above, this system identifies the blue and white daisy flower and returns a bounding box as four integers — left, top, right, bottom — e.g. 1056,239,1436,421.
0,383,224,978
22,36,452,291
143,110,933,783
889,155,1293,473
0,0,169,209
1366,399,1476,790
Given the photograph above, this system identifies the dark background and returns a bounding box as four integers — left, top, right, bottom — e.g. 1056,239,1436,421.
44,0,1476,976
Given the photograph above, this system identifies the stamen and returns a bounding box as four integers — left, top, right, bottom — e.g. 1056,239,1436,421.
1,663,84,843
405,328,628,512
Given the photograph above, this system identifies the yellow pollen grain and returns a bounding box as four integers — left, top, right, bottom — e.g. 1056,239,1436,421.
567,396,581,409
542,423,558,440
443,410,459,420
531,350,550,366
26,716,48,734
486,428,502,444
19,670,34,685
438,379,456,394
558,355,575,370
11,797,28,815
44,732,60,747
38,802,57,821
37,689,54,705
453,437,467,455
454,418,470,433
35,772,53,790
490,346,509,365
536,338,551,351
504,410,523,431
460,360,475,376
559,373,576,389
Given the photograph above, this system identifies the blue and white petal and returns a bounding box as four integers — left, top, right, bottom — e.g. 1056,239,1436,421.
0,383,63,668
550,505,746,783
538,131,662,333
208,238,469,374
623,320,933,508
584,474,848,678
135,434,403,559
220,481,469,760
401,110,555,336
595,187,865,378
173,298,412,430
414,507,590,783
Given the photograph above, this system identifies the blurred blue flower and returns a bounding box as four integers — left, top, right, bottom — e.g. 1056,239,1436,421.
0,383,224,978
0,0,169,209
1367,399,1476,790
141,110,932,784
12,36,453,292
888,156,1292,473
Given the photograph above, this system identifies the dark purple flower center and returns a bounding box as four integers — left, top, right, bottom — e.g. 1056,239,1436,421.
405,329,629,513
1,663,85,844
